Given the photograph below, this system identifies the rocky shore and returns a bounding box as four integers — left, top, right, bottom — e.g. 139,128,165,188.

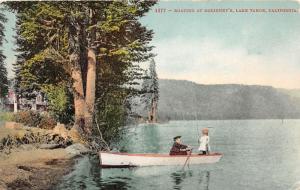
0,122,91,190
0,147,75,190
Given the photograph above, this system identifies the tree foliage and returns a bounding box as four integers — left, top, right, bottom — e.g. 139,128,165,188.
5,1,156,143
0,10,8,97
141,59,159,122
94,1,156,139
41,84,74,124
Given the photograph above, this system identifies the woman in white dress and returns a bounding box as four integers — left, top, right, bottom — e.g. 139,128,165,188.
198,128,210,155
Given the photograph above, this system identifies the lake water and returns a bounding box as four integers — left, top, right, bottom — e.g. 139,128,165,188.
56,120,300,190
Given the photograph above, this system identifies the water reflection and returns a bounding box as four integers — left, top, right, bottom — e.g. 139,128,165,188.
56,156,132,190
98,168,134,190
99,177,132,190
119,125,162,153
199,171,210,190
57,120,300,190
171,170,210,190
171,170,192,190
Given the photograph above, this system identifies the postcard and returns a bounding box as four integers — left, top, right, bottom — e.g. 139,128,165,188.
0,1,300,190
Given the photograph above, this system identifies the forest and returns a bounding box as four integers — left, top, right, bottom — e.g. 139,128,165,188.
158,79,300,121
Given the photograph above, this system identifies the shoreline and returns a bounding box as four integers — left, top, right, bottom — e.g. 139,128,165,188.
0,122,92,190
0,146,77,190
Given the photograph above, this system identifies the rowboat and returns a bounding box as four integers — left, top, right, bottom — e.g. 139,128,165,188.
99,151,223,168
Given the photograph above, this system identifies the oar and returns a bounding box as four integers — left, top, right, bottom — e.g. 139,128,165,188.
182,148,192,170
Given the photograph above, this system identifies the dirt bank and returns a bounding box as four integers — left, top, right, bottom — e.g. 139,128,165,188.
0,146,75,190
0,123,89,190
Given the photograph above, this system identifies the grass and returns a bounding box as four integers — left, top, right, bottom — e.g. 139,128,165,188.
0,112,14,122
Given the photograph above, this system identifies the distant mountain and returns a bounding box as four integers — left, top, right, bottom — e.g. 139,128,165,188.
158,79,300,120
278,88,300,99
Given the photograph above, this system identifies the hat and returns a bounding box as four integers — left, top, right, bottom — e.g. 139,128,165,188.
173,136,181,141
202,128,209,134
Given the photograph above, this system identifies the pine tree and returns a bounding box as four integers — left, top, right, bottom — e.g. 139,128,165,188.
141,59,159,123
4,1,156,140
0,10,8,98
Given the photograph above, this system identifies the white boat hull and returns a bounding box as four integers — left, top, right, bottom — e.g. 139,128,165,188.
99,152,222,168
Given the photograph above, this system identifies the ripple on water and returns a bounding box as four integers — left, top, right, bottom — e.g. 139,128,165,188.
57,120,300,190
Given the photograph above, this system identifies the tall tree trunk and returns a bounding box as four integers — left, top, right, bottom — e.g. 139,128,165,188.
71,55,85,129
84,8,97,133
148,99,157,123
148,111,151,123
152,99,157,123
69,15,85,130
85,48,96,133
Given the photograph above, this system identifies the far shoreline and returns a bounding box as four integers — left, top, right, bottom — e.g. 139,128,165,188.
136,118,300,125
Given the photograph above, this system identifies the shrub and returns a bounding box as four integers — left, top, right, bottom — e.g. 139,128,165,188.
39,114,57,130
13,111,57,129
41,84,74,124
13,111,41,127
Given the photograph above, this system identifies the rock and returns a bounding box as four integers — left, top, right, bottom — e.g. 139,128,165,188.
65,143,90,156
5,122,23,130
68,127,82,142
39,144,60,149
17,165,33,172
53,123,68,139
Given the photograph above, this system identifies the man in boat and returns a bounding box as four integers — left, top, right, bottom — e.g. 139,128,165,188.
169,136,192,155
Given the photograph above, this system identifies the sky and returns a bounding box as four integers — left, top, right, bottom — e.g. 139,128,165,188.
140,1,300,89
2,8,16,79
2,1,300,89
